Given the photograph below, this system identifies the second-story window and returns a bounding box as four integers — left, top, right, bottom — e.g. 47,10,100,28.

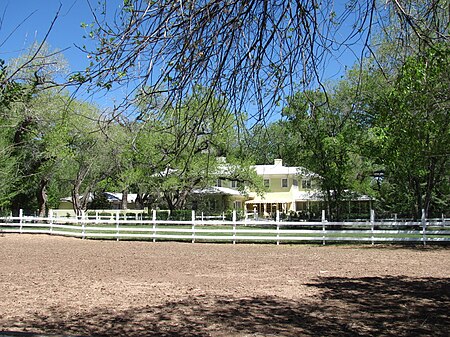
282,178,288,188
264,179,270,188
231,180,238,188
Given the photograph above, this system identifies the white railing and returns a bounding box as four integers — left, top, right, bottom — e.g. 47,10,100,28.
0,209,448,245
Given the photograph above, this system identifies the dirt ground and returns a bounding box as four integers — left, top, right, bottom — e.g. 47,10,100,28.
0,234,449,337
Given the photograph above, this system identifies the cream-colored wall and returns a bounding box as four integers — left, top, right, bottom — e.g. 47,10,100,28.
264,176,315,192
263,176,297,193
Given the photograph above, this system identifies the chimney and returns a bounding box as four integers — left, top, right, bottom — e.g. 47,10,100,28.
274,159,283,166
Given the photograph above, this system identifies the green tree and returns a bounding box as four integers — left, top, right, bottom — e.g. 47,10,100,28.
133,86,261,210
282,90,368,220
240,121,297,166
53,102,121,216
367,45,449,218
0,43,75,216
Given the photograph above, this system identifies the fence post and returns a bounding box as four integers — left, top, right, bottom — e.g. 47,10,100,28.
232,210,237,244
322,210,326,246
370,209,375,246
276,210,280,245
422,209,426,246
152,209,157,243
191,210,196,243
116,211,120,241
19,209,23,234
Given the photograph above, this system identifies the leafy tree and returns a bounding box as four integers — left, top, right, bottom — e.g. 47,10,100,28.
0,43,74,216
54,102,122,216
0,60,23,213
240,121,296,166
282,90,369,220
132,86,262,210
366,44,449,218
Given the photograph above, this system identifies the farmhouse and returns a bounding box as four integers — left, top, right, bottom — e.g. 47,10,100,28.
58,158,371,219
245,159,320,217
190,159,371,219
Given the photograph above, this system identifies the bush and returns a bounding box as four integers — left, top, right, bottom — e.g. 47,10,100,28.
225,209,244,221
170,209,193,221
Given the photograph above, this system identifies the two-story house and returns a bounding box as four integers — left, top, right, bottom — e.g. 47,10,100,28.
245,159,321,217
58,158,371,219
244,159,372,219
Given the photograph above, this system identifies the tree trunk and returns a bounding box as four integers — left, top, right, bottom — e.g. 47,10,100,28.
72,179,86,217
37,177,49,217
413,177,423,220
71,190,81,217
135,193,143,209
423,158,437,218
325,189,332,221
71,165,91,217
165,190,189,211
121,189,128,210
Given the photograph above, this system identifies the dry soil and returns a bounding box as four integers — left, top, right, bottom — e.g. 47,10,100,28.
0,234,449,336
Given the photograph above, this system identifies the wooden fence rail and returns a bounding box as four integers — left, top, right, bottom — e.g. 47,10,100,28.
0,209,449,245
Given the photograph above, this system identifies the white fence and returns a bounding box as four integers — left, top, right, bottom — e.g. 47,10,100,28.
0,209,449,245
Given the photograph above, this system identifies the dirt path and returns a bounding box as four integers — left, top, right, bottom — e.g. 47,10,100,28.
0,234,449,336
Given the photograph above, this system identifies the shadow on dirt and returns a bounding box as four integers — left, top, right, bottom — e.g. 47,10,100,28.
2,276,449,337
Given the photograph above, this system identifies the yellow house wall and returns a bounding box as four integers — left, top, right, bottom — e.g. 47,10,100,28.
264,176,315,192
248,174,317,214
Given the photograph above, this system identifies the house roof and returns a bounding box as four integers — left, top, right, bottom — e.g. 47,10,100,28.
252,159,317,177
60,192,138,204
193,186,243,196
104,192,138,203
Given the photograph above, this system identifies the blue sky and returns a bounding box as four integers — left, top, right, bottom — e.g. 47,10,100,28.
0,0,124,108
0,0,96,72
0,0,366,114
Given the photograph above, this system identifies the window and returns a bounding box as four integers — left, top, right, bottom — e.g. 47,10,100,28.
301,179,311,189
293,179,298,187
264,179,270,188
281,178,288,188
231,180,238,188
217,179,222,187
